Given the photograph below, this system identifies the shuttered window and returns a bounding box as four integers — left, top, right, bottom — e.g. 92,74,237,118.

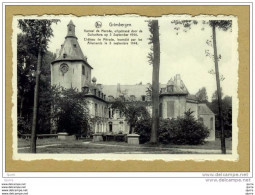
167,101,175,118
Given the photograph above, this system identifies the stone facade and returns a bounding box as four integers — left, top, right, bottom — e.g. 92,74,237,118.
51,21,216,141
51,20,108,134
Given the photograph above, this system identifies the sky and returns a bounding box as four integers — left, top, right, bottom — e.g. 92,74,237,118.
46,15,238,101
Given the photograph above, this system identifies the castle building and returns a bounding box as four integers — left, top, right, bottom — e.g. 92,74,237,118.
51,20,108,134
51,21,215,141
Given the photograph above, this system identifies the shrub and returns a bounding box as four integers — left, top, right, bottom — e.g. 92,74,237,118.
17,117,30,135
134,118,151,144
158,118,180,144
172,116,210,145
135,114,210,145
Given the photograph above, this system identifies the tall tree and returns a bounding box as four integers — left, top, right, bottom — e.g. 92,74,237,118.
147,20,160,144
17,33,56,135
172,19,232,154
210,20,232,154
18,19,59,153
17,34,37,119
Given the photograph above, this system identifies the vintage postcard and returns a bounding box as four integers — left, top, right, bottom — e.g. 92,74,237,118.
12,14,238,162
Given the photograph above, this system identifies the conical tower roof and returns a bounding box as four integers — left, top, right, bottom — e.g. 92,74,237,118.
68,20,74,26
52,20,93,69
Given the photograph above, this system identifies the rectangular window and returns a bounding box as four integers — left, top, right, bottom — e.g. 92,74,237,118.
95,103,98,116
82,65,85,75
167,85,174,92
167,101,175,118
142,95,146,101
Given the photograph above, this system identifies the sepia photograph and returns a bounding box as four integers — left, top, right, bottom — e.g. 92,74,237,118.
12,15,238,161
2,3,253,195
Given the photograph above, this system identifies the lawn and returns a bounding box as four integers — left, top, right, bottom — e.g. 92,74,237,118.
18,137,232,154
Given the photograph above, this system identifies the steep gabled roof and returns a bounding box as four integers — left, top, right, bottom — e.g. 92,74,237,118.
198,104,215,115
186,94,199,103
160,74,189,96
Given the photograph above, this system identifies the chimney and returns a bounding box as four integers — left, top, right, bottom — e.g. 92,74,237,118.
175,74,181,87
56,49,60,58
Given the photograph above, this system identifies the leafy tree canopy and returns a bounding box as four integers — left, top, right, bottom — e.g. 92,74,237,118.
111,100,150,128
209,20,232,31
18,19,59,55
51,86,90,135
195,87,208,103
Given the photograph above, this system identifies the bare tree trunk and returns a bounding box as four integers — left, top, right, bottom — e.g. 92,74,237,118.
30,46,42,153
19,96,24,118
212,24,226,154
129,125,133,134
150,20,160,144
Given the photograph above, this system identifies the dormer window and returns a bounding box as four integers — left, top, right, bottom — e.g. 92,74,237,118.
167,85,174,92
73,44,77,48
69,26,72,31
82,86,89,94
94,89,97,95
63,53,67,58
